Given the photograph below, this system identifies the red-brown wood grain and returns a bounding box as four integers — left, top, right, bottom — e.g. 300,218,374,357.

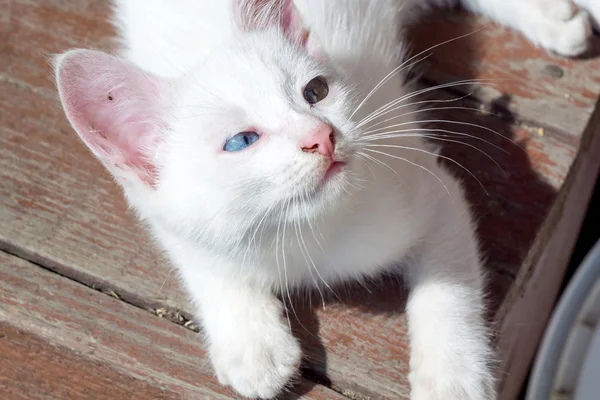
0,252,346,400
0,77,566,398
0,324,184,400
495,100,600,399
409,10,600,136
2,0,599,399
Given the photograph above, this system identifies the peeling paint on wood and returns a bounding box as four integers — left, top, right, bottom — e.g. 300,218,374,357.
1,0,599,399
0,253,346,400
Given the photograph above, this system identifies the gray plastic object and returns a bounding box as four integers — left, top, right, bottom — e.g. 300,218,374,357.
526,238,600,400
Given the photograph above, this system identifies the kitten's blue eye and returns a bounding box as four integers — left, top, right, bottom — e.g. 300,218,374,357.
223,131,260,152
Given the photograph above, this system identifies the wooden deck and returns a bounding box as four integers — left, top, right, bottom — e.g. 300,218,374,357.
1,1,600,399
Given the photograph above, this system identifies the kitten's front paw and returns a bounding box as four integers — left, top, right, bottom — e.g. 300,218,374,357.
409,355,496,400
543,0,577,21
210,320,301,399
538,9,591,56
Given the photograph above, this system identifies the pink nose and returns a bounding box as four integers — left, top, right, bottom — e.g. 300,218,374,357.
300,124,335,158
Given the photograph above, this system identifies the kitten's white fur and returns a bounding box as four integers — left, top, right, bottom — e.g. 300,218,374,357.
111,0,596,80
54,0,597,399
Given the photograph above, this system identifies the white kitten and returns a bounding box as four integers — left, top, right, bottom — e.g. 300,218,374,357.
54,0,596,399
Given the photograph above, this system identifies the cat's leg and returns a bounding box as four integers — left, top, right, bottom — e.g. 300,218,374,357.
405,202,496,399
179,263,301,399
575,0,600,30
461,0,591,56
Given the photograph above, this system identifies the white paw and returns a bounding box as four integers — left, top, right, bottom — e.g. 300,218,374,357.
584,3,600,31
409,369,496,400
542,0,577,21
210,320,301,399
538,10,592,56
409,353,496,400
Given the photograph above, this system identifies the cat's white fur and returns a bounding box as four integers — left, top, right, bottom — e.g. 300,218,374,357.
54,0,598,399
112,0,596,80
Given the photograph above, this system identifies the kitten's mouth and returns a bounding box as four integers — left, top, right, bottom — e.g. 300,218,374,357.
302,159,347,201
323,161,346,182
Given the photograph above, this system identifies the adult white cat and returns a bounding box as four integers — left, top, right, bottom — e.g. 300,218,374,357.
54,0,597,399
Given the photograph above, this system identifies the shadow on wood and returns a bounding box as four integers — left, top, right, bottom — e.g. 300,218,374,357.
282,10,562,398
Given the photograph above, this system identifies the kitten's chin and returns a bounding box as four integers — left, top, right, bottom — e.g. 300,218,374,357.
289,166,352,219
322,161,346,186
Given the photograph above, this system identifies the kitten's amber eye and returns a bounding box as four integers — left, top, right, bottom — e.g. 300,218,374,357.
303,77,329,104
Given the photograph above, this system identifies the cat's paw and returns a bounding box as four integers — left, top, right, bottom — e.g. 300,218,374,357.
408,343,496,400
581,1,600,31
210,320,301,399
537,9,591,56
409,362,496,400
542,0,577,21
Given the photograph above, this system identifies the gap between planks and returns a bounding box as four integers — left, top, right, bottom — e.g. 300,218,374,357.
0,242,200,331
0,79,568,398
3,2,597,397
0,248,358,400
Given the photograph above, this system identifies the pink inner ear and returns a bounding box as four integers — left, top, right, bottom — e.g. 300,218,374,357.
56,50,173,188
280,0,309,45
233,0,311,48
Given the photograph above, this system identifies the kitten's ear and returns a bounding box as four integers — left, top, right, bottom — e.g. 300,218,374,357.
55,49,174,189
232,0,310,47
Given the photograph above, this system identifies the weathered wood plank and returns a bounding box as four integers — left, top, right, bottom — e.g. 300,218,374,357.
286,90,567,398
495,99,600,400
0,324,183,400
0,252,233,399
2,0,115,92
4,1,599,136
2,0,598,399
0,252,346,400
4,1,599,137
0,69,574,399
410,10,600,136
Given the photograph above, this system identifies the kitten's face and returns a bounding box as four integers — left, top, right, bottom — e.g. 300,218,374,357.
158,31,362,230
55,3,371,245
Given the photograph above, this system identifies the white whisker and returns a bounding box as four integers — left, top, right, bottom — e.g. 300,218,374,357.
355,93,475,130
349,53,433,119
357,151,401,178
422,135,506,177
365,144,488,194
275,199,292,332
363,131,507,175
355,79,501,130
350,23,491,121
360,127,509,154
157,266,176,295
359,104,498,133
362,118,521,151
293,198,326,308
301,193,346,305
281,201,306,331
361,149,451,196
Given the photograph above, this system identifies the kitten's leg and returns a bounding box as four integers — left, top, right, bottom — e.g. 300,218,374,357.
575,0,600,30
406,206,496,399
179,265,301,399
461,0,591,56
